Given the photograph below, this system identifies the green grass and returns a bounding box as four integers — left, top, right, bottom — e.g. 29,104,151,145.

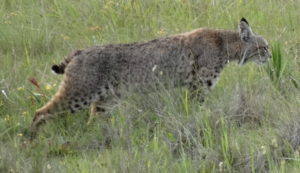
1,0,300,172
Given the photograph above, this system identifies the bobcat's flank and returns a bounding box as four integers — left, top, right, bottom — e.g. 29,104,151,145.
29,18,271,139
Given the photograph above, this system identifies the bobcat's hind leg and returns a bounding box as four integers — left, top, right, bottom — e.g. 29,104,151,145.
29,85,93,140
29,98,65,140
87,101,108,125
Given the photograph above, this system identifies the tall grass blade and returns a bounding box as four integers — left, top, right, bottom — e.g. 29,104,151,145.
265,42,286,86
290,77,299,89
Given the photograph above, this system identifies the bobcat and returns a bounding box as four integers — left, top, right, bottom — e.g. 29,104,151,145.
29,18,271,139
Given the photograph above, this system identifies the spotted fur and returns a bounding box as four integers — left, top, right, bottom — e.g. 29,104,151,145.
29,18,271,139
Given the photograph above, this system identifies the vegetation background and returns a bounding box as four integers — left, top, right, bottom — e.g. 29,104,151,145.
0,0,299,172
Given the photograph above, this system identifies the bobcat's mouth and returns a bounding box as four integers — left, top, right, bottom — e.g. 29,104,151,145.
239,55,268,65
252,55,270,65
255,59,267,65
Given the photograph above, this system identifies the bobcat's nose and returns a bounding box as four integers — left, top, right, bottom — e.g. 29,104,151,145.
268,53,272,60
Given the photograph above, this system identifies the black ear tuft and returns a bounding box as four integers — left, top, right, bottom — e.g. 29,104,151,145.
240,18,249,25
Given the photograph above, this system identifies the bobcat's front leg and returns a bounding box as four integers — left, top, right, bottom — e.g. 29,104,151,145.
188,80,209,103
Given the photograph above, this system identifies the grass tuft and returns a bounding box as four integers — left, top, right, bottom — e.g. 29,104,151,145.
265,42,286,86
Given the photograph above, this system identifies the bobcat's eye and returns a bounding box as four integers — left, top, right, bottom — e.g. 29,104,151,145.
259,47,268,53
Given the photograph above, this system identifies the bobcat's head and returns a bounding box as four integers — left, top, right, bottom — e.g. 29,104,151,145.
238,18,271,65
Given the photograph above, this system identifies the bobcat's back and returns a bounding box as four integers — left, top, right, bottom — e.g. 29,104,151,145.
66,37,194,90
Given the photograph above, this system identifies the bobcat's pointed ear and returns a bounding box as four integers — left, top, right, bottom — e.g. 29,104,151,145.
239,18,254,42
